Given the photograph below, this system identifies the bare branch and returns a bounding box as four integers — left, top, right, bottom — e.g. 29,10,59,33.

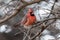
21,0,28,4
0,0,41,24
30,20,56,40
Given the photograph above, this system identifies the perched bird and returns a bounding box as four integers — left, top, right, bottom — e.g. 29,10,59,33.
14,8,36,29
20,8,36,29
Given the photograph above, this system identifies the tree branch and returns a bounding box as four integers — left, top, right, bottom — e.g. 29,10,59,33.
30,20,56,40
0,0,41,24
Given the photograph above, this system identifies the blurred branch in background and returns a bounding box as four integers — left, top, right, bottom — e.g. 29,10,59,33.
0,0,41,24
0,0,60,40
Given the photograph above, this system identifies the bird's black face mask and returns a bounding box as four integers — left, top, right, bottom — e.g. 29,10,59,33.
30,12,34,16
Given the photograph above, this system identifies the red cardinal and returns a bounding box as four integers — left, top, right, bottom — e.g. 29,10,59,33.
21,8,36,29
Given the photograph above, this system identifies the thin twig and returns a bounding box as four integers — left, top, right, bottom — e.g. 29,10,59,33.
30,20,56,40
0,0,41,24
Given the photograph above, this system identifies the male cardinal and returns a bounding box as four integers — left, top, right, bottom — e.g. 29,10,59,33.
21,8,36,29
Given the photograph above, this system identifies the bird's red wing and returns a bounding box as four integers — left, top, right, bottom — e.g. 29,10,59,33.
21,16,27,25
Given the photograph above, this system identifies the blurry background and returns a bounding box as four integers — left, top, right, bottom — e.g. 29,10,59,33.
0,0,60,40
